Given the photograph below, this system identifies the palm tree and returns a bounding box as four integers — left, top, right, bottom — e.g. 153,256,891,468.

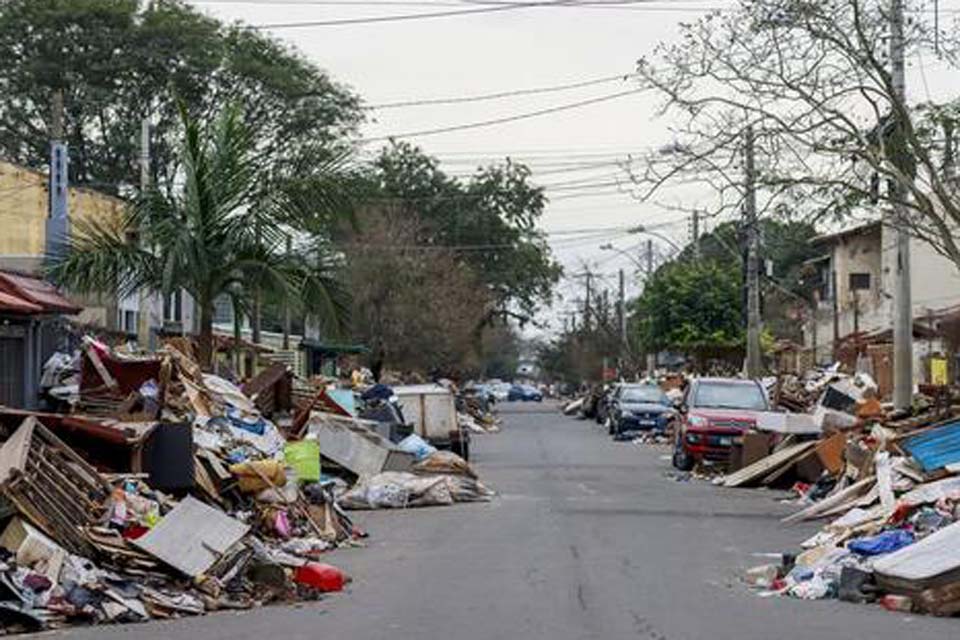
48,103,348,368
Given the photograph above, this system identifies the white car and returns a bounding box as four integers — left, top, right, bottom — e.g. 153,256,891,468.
490,382,512,401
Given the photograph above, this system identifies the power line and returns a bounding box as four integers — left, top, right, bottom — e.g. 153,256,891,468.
249,0,722,27
253,0,568,28
361,88,645,142
364,72,637,109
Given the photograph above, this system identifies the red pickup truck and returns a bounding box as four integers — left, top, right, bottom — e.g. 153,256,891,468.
672,377,770,471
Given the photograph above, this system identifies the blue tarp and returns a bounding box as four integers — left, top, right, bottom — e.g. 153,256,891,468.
902,420,960,472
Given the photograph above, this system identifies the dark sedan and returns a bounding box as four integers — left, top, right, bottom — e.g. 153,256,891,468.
508,384,543,402
610,384,674,440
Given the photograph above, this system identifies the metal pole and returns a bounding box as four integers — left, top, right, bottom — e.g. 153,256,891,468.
137,118,152,350
890,0,914,410
644,239,656,375
618,268,626,347
744,125,762,378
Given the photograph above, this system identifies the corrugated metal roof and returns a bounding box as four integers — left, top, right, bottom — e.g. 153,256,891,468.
903,420,960,473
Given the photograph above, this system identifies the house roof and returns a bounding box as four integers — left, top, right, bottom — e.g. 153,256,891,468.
810,220,883,246
0,271,81,315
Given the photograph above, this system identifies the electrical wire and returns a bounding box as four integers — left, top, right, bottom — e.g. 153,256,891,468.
363,72,637,109
361,88,645,142
249,0,727,28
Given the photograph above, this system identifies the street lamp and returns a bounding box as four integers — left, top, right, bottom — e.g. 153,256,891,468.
626,225,684,253
599,243,645,270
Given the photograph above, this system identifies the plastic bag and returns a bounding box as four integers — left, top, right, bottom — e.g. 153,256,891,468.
848,529,915,556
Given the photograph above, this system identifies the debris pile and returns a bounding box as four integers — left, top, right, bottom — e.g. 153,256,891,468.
0,338,496,632
739,368,960,616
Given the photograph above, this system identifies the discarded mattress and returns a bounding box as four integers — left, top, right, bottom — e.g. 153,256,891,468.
874,520,960,594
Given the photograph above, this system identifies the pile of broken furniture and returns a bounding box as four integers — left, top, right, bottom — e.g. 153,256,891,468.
0,337,491,633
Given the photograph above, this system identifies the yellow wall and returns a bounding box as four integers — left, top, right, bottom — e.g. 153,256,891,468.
0,160,125,261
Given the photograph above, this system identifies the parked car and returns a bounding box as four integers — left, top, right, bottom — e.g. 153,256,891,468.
489,382,512,401
610,383,674,440
672,377,770,471
508,384,543,402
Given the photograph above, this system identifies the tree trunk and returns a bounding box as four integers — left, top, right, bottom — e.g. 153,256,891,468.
198,300,215,371
252,289,261,345
233,298,244,377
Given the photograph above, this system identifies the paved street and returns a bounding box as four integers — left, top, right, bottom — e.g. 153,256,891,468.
44,402,955,640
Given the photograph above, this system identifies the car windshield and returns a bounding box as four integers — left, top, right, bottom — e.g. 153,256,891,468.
692,382,767,410
620,387,666,404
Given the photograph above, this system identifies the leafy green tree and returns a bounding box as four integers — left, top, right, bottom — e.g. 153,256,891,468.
633,260,744,363
671,218,819,341
370,142,561,325
0,0,362,194
48,104,347,367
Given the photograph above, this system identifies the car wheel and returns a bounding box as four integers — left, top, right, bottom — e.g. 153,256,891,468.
672,432,694,471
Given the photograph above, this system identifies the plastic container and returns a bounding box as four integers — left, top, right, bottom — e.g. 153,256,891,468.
293,563,346,592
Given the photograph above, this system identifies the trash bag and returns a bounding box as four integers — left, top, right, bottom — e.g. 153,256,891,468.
396,434,437,461
340,472,454,510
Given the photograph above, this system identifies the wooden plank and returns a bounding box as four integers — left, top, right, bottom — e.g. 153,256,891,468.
82,340,118,390
723,441,817,488
782,476,874,524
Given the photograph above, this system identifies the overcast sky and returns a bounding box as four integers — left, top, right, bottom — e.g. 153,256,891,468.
188,0,958,337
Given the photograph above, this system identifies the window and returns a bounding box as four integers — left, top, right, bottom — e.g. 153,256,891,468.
849,272,871,291
164,290,183,323
121,310,138,334
692,382,768,411
620,386,669,405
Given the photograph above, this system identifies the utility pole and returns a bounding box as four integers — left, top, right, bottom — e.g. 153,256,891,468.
584,272,592,332
832,269,840,359
137,118,153,350
618,267,627,377
46,89,69,255
283,234,293,351
890,0,914,410
618,268,626,346
744,124,762,378
645,239,654,278
644,239,656,375
691,210,701,259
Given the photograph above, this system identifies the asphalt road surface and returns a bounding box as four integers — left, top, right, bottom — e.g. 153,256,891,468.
42,402,956,640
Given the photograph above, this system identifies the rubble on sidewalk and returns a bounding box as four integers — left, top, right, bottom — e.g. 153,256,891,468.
735,364,960,617
0,337,498,633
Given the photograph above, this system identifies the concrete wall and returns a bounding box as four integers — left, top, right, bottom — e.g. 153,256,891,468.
0,161,126,327
0,161,125,270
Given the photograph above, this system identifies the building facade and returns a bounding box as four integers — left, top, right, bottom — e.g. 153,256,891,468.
803,221,960,379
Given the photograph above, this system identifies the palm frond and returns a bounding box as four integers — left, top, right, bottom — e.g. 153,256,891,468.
45,214,159,298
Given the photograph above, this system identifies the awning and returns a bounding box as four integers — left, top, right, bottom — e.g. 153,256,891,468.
0,271,81,315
